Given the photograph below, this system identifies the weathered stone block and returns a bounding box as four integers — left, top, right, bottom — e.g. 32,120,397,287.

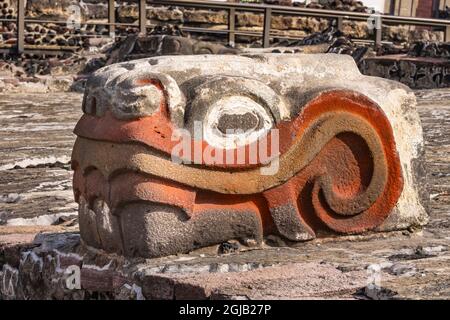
71,53,428,258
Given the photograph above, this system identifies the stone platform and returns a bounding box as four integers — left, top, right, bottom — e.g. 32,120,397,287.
0,89,449,299
0,223,449,300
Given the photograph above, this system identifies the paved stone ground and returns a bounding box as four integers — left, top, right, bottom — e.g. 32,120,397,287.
0,93,81,224
0,89,449,299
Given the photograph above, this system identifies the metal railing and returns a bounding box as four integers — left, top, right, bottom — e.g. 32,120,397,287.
1,0,450,55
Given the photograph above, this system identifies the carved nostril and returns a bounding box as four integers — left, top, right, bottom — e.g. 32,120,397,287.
110,75,165,119
134,78,159,87
107,71,186,124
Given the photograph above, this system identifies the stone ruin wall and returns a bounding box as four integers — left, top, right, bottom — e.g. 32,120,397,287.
116,2,445,45
0,0,445,50
0,0,448,90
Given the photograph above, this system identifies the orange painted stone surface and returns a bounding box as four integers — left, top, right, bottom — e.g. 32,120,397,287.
71,54,428,258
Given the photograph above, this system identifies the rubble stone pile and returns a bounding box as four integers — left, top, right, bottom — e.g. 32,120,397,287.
0,0,138,48
293,0,369,12
0,0,15,18
0,51,79,76
0,1,444,49
361,41,450,89
112,2,443,44
273,27,404,64
241,0,369,12
408,41,450,59
2,29,448,91
0,0,17,45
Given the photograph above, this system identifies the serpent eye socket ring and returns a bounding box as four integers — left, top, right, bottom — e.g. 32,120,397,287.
184,76,284,149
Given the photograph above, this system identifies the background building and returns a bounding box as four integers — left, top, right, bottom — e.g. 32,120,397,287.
362,0,386,12
382,0,448,17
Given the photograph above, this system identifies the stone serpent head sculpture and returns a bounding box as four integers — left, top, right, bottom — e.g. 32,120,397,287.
71,53,428,258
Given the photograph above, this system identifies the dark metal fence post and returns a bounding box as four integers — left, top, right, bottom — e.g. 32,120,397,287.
108,0,115,38
228,7,236,47
139,0,147,35
263,7,272,48
16,0,25,54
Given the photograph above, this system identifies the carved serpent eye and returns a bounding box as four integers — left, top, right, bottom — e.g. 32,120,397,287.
184,76,285,149
204,95,274,149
